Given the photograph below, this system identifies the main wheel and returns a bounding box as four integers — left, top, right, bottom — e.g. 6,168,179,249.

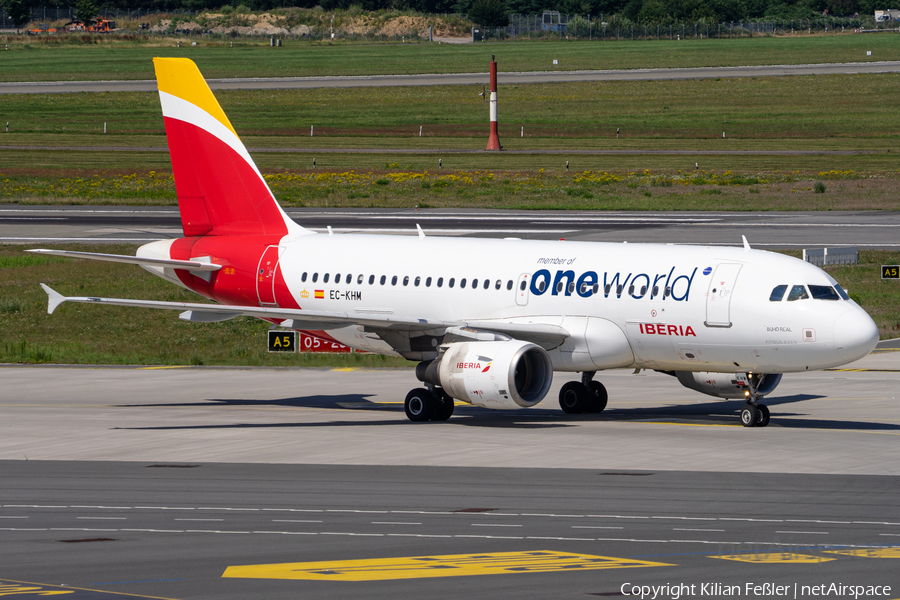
740,404,758,428
756,404,770,427
559,381,589,414
405,388,435,422
585,380,608,413
431,389,455,421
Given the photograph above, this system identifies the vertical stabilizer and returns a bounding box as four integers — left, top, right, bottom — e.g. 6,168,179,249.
154,57,305,238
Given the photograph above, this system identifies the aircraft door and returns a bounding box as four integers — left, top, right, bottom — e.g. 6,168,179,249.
256,245,282,306
705,263,742,328
515,273,530,306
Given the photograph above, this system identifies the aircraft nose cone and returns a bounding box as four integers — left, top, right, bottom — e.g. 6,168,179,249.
834,309,879,363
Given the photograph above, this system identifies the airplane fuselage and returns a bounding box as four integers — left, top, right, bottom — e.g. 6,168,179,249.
139,232,877,375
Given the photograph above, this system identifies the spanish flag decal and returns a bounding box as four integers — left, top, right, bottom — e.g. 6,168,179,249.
314,290,325,299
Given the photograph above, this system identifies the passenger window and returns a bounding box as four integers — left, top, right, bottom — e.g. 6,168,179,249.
426,277,432,287
301,272,307,282
392,276,398,286
437,277,443,288
616,285,623,295
471,279,477,289
495,280,501,290
368,275,374,285
538,281,546,292
414,276,420,286
809,285,840,301
485,280,491,290
787,285,809,301
357,274,363,284
346,274,352,284
835,284,850,300
324,273,330,283
664,286,671,298
769,285,788,301
519,280,526,291
628,285,635,295
312,273,318,283
334,273,340,283
403,276,409,286
460,278,467,288
568,282,575,294
640,285,647,295
652,285,659,297
604,284,611,295
449,278,455,288
507,280,514,290
592,284,599,294
380,275,386,285
556,282,563,293
579,283,587,294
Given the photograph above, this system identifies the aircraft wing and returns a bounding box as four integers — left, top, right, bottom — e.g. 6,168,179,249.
39,285,571,347
39,284,452,331
462,320,569,349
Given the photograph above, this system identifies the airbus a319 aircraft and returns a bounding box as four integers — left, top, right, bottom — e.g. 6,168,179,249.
33,58,879,427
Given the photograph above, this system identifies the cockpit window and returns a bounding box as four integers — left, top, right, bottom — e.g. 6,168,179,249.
787,285,809,301
835,284,850,300
809,285,840,301
769,285,788,302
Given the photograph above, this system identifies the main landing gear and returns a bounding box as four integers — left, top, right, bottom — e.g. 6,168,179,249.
404,386,454,422
740,375,771,428
558,371,608,414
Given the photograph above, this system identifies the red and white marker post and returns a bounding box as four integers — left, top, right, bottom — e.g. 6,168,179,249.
486,55,501,151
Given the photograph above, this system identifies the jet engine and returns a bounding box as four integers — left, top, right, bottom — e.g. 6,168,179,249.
675,371,783,399
416,340,553,410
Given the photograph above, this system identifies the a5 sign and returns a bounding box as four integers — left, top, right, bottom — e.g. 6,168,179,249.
882,265,900,280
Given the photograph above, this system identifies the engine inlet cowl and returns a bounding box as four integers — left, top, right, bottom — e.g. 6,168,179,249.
417,340,553,410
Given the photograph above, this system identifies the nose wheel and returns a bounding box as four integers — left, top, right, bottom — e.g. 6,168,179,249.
740,374,771,427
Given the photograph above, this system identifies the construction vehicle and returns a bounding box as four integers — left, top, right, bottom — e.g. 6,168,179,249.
65,18,117,33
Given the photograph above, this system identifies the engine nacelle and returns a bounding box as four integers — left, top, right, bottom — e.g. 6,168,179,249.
675,371,783,399
416,340,553,410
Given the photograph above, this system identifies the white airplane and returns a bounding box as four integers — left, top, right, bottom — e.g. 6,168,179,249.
33,58,879,427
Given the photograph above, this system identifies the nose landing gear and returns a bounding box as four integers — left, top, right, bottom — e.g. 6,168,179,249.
558,371,608,414
740,374,771,428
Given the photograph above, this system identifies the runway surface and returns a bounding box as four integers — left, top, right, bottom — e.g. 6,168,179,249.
2,61,899,94
1,351,899,598
2,205,899,249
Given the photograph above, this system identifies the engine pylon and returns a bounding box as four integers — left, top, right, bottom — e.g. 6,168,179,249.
486,56,501,151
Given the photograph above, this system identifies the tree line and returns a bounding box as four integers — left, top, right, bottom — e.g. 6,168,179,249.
2,0,878,29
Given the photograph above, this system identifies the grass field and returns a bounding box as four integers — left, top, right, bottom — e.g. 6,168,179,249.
1,244,896,368
2,71,898,210
4,74,900,140
1,35,898,81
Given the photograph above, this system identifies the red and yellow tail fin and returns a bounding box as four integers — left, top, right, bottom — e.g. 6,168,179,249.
154,57,302,238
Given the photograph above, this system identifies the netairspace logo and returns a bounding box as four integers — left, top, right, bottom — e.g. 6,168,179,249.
619,582,893,600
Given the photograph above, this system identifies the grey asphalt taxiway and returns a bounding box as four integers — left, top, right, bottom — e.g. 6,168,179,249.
2,61,900,94
2,205,899,249
1,351,899,599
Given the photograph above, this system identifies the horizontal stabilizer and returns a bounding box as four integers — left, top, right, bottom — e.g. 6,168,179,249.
27,249,222,272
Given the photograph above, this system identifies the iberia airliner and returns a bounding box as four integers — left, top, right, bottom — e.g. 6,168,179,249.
32,58,879,427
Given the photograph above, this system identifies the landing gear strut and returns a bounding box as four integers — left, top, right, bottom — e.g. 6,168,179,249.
740,374,770,428
559,371,608,414
404,386,454,422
